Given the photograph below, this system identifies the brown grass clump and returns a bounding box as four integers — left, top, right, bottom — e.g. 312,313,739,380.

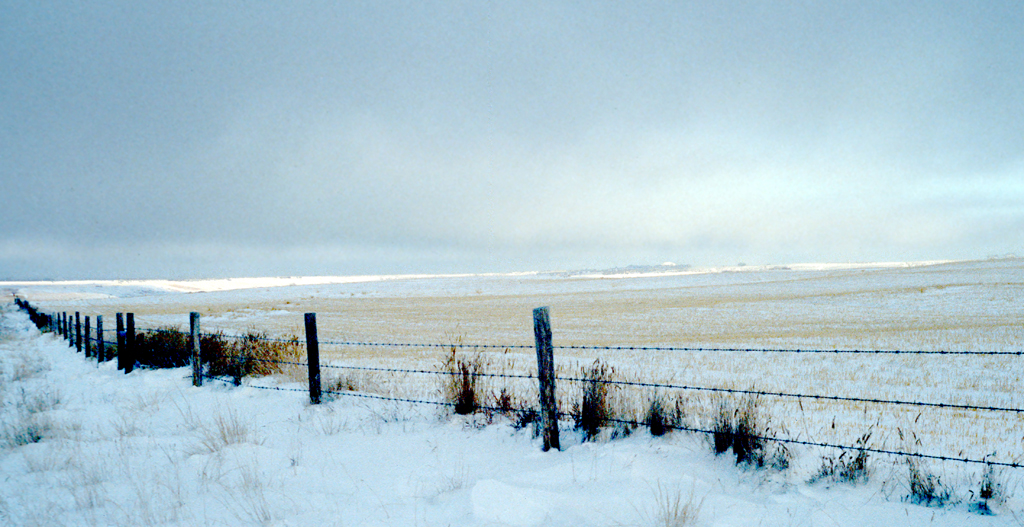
905,458,952,507
439,346,484,415
646,395,687,437
203,331,303,385
810,430,872,485
135,328,190,369
572,359,613,441
711,394,789,469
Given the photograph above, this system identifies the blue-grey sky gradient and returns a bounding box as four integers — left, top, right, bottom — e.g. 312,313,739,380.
2,1,1022,279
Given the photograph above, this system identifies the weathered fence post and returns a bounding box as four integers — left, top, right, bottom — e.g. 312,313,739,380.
61,312,66,339
75,312,82,352
304,313,321,405
533,306,560,451
63,312,68,340
116,313,125,370
191,312,202,387
125,313,135,374
96,315,105,363
84,316,91,358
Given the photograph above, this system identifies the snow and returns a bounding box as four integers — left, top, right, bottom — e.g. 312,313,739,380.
2,272,1022,527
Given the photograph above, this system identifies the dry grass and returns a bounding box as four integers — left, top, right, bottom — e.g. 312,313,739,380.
905,458,953,507
572,360,613,441
711,394,789,469
439,346,485,415
135,327,190,369
810,430,872,485
1,387,61,448
635,481,704,527
204,331,303,384
193,407,263,454
42,259,1024,480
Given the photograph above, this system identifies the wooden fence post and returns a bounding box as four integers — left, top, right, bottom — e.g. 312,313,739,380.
84,316,91,358
125,313,135,374
75,312,82,352
533,306,560,451
304,313,321,405
97,315,105,363
61,312,66,339
116,313,125,370
191,312,202,387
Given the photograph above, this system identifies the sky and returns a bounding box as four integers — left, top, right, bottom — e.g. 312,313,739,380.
2,1,1023,280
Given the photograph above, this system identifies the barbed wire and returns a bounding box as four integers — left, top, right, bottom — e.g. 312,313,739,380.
321,363,538,381
319,339,534,350
556,375,1024,414
106,323,1024,356
201,371,1024,469
210,355,538,381
555,344,1024,356
125,348,1024,415
590,415,1024,469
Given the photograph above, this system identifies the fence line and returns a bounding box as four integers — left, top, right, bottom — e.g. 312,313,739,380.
11,297,1024,470
113,325,1024,356
44,311,1024,416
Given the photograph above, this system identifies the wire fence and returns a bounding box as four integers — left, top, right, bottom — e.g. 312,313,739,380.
16,299,1024,471
198,356,1024,469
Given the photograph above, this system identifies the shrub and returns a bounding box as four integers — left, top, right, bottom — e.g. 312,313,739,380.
135,328,190,369
202,331,302,385
572,360,612,441
439,347,483,415
201,332,231,376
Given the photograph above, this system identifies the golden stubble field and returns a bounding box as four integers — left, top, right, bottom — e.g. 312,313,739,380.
9,257,1024,470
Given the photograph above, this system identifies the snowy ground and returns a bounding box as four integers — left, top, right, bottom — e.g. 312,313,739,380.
2,260,1024,526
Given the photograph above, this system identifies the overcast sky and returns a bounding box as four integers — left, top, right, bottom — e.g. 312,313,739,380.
2,1,1023,280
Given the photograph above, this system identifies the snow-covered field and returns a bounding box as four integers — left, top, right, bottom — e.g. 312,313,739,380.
2,258,1023,525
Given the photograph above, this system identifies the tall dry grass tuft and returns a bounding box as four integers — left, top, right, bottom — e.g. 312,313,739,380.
439,346,484,415
572,359,613,441
193,407,263,454
636,481,704,527
971,464,1005,514
810,430,871,485
905,457,952,507
711,394,789,469
646,394,687,437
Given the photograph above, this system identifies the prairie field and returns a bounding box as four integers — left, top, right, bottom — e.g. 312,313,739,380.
4,258,1024,525
8,258,1023,466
